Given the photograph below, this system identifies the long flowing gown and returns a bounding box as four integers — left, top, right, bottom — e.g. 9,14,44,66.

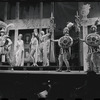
15,40,24,66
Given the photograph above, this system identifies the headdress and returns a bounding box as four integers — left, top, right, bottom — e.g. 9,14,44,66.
90,19,99,32
40,31,45,35
63,22,74,34
0,21,14,35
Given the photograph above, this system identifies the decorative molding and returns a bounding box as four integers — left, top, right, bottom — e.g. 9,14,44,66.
80,4,91,20
81,17,100,26
5,18,50,30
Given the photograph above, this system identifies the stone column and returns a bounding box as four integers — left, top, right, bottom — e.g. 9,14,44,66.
50,2,55,62
14,29,18,52
78,2,84,67
16,2,19,20
39,2,43,32
82,25,88,71
4,2,8,21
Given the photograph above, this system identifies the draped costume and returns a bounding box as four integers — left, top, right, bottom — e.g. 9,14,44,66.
43,37,50,66
15,40,24,66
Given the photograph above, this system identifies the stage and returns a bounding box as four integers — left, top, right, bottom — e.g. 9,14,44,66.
0,66,100,100
0,70,86,75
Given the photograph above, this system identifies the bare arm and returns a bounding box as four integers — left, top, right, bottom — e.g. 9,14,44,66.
69,47,71,55
51,39,59,42
79,38,85,42
7,38,12,46
42,33,50,38
22,40,24,51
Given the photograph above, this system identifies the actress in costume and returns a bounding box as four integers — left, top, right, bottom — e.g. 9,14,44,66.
30,30,38,66
15,34,24,66
39,29,50,66
42,29,50,66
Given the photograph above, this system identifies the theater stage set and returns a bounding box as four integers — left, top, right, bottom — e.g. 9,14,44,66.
0,2,100,100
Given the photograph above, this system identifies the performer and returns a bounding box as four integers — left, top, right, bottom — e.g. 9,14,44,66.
79,19,100,73
0,29,13,67
30,30,38,66
43,29,50,66
39,29,50,66
51,22,74,72
4,35,13,66
0,29,6,55
15,34,24,66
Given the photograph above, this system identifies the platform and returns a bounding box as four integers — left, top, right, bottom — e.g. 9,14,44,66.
0,65,83,71
0,66,99,100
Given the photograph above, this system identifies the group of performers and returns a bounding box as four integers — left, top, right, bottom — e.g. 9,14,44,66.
0,19,100,73
15,28,51,68
0,27,51,69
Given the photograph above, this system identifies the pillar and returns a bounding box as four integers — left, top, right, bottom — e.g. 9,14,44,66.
16,2,19,20
4,2,8,21
82,25,88,71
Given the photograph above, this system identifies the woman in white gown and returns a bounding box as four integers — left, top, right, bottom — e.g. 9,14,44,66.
15,34,24,66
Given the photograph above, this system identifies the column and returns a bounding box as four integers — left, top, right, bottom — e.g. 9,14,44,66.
78,2,85,68
50,2,55,62
39,2,43,32
4,2,8,21
82,25,88,71
14,29,18,52
16,2,19,20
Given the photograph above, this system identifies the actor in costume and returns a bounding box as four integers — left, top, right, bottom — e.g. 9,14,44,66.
79,19,100,73
4,35,13,66
30,30,38,66
0,29,6,55
0,29,13,67
15,34,24,66
51,22,74,72
39,29,50,66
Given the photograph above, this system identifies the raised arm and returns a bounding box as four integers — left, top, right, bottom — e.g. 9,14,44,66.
51,39,59,42
42,33,50,38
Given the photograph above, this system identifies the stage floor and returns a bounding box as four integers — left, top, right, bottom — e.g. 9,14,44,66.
0,70,91,74
0,67,99,100
0,65,99,75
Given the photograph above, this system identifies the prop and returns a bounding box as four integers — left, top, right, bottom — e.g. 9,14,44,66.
58,35,73,48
